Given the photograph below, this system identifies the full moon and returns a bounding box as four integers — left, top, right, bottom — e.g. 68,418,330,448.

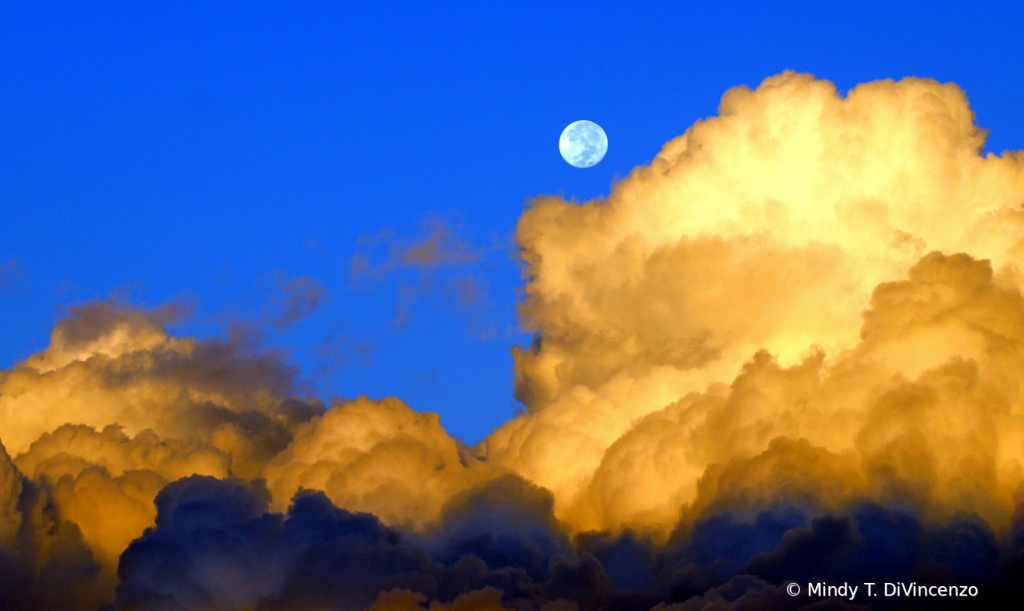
559,120,607,168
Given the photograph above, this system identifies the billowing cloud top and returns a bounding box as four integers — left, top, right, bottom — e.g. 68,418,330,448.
2,72,1024,610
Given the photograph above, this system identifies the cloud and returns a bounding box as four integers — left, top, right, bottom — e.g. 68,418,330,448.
495,251,1024,537
509,74,1020,412
269,274,326,330
484,71,1024,538
0,452,108,611
0,441,23,548
12,424,232,571
352,215,484,279
2,72,1024,609
261,395,497,527
350,215,502,331
392,272,492,330
444,273,490,312
400,220,481,268
0,258,25,291
103,474,1024,610
0,298,322,475
113,477,451,610
15,424,230,483
433,474,573,581
368,588,513,611
311,328,372,375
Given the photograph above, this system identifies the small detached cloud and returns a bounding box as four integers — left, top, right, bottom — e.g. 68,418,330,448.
0,259,25,291
352,215,484,279
350,215,509,332
311,328,372,376
270,274,327,330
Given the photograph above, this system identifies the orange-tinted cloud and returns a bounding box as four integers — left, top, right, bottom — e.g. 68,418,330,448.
485,72,1024,537
2,72,1024,610
352,215,483,279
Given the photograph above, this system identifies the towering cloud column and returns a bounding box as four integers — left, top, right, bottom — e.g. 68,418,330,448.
484,71,1024,534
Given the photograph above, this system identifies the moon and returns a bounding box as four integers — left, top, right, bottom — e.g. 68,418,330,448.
559,120,607,168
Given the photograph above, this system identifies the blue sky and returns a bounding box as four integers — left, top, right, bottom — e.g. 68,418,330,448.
2,1,1022,443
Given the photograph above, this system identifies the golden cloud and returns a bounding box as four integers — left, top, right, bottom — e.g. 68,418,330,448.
2,72,1024,609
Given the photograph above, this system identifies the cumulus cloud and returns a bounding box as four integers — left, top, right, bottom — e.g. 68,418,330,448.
0,441,23,547
485,71,1024,537
509,251,1024,538
0,453,108,611
368,588,512,611
103,475,1024,610
261,395,497,528
509,73,1022,411
0,299,321,474
14,424,231,568
111,477,519,611
15,424,230,483
2,72,1024,609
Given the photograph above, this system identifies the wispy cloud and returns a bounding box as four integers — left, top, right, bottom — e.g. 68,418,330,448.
269,274,326,330
0,259,25,291
349,214,507,332
351,215,483,279
311,329,372,376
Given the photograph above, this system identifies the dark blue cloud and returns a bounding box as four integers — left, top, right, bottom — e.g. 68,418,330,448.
99,476,1024,611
